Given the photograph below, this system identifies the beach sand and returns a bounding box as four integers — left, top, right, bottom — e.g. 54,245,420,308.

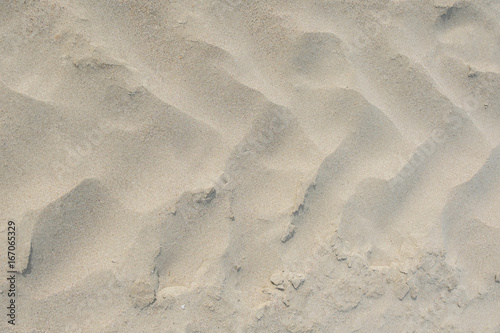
0,0,499,332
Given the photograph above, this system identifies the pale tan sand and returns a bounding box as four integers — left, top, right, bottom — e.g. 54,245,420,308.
0,0,499,332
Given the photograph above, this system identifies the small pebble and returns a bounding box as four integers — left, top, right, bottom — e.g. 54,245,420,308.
281,224,295,243
270,272,284,286
291,275,305,290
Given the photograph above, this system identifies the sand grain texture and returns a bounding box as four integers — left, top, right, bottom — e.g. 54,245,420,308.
0,0,499,332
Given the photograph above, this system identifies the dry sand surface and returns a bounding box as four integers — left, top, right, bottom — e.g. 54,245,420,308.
0,0,499,332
